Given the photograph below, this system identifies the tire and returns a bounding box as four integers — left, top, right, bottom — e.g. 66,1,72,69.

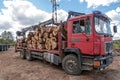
26,50,33,61
62,54,82,75
20,50,26,59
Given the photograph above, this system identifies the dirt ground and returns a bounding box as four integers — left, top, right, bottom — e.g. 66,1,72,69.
0,47,120,80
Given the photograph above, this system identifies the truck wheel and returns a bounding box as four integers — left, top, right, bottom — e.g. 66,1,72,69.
26,50,33,61
62,54,82,75
20,50,26,59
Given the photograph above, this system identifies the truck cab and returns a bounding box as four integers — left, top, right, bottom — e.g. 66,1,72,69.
65,11,113,72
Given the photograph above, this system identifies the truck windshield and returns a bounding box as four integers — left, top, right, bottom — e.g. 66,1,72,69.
94,17,111,35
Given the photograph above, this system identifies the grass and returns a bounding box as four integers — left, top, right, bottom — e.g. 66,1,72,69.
113,40,120,52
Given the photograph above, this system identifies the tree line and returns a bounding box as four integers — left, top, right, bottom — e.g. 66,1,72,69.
113,40,120,52
0,31,15,45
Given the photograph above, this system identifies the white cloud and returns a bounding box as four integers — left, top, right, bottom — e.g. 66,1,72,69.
106,10,120,23
116,7,120,12
80,0,119,8
106,7,120,40
2,0,51,26
0,0,67,39
80,0,84,2
57,9,68,22
113,27,120,40
57,0,61,2
51,0,61,2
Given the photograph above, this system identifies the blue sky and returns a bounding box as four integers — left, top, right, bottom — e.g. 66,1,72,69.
0,0,119,14
27,0,120,13
0,0,120,39
23,0,118,13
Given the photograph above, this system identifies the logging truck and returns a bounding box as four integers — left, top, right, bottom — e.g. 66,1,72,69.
15,11,117,75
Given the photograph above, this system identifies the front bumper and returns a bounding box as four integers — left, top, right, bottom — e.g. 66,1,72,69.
94,54,113,69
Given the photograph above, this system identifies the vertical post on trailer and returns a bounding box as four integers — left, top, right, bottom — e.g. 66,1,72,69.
51,0,58,24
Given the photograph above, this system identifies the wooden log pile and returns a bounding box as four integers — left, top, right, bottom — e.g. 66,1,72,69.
17,26,60,50
17,38,26,47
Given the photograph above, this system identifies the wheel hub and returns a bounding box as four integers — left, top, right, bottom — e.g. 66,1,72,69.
66,60,77,72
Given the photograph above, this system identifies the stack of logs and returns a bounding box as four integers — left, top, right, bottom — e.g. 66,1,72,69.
17,26,60,50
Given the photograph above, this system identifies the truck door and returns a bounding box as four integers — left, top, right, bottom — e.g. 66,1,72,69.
68,17,94,55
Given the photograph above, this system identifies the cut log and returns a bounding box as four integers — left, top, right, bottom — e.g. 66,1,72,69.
46,27,52,33
32,37,35,42
32,44,37,49
27,43,32,48
34,35,39,41
40,27,45,34
35,27,39,32
50,37,57,50
28,32,34,37
49,33,53,38
39,33,42,38
25,38,28,42
37,44,45,49
34,31,39,37
51,37,57,42
51,41,57,50
38,38,43,43
27,40,32,44
43,32,48,38
45,38,51,50
37,43,42,49
52,27,60,37
43,38,46,42
27,37,31,41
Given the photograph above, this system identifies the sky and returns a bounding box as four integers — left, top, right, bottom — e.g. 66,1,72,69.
0,0,120,40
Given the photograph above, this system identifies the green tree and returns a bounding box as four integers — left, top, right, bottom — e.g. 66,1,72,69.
0,31,15,45
113,40,120,52
1,31,14,40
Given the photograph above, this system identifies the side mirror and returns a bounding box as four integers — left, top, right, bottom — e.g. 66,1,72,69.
113,26,117,33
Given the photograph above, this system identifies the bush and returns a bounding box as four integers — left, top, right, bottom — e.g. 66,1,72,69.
0,39,15,45
113,40,120,52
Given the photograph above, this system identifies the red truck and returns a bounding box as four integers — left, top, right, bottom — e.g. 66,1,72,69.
15,11,117,75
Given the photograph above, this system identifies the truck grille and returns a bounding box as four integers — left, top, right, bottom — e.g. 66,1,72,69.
105,42,113,53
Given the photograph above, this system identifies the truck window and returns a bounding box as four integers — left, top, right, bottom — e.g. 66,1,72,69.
86,18,91,34
73,20,85,33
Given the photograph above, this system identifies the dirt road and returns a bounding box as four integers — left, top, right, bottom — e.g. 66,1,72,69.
0,47,120,80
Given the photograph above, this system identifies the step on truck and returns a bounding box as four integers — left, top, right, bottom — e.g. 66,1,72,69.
15,11,117,75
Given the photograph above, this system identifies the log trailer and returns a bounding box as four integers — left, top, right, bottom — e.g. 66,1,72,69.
15,11,117,75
